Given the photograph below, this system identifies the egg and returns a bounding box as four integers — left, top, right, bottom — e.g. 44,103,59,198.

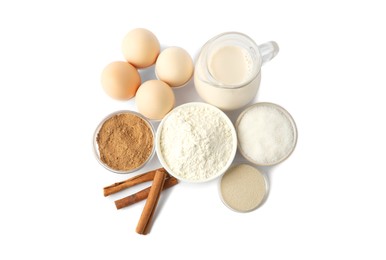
122,28,160,68
155,47,194,88
101,61,141,100
136,80,175,120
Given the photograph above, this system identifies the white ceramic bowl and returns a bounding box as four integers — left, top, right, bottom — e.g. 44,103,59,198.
156,102,237,183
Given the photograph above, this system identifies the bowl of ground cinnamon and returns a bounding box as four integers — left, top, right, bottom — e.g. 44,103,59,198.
93,110,155,173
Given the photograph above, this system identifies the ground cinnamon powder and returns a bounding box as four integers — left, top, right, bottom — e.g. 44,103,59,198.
96,113,154,172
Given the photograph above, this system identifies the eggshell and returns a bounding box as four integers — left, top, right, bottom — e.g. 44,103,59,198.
122,28,160,68
155,47,194,87
136,80,175,120
101,61,141,100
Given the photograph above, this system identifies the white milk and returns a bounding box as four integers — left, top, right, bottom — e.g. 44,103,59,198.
194,45,261,111
194,32,278,111
208,45,253,85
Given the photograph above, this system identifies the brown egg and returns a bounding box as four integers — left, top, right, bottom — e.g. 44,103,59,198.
122,28,160,68
136,80,175,120
155,47,194,88
101,61,141,100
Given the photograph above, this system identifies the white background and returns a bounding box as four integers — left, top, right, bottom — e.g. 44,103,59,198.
1,0,385,259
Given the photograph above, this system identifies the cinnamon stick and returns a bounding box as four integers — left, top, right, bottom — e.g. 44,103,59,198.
115,176,179,209
103,168,163,196
136,169,167,235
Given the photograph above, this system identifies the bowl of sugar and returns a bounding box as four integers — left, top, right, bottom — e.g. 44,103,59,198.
236,102,297,166
156,102,238,183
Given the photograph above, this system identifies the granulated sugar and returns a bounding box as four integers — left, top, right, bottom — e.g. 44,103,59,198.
220,164,268,212
236,102,297,166
158,103,236,182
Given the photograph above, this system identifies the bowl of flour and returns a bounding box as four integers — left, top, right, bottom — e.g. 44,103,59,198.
156,102,237,183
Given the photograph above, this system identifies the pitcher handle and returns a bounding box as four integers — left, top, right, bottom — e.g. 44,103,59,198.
258,41,279,65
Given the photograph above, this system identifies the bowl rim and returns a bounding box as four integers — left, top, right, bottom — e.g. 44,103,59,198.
235,102,298,166
156,102,238,183
93,110,155,174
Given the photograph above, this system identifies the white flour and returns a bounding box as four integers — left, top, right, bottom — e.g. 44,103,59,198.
237,103,296,165
159,103,235,181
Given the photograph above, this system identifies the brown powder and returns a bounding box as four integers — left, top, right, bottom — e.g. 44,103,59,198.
96,113,154,172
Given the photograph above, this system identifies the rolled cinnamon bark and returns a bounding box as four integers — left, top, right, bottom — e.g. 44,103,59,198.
103,168,163,196
114,176,178,209
136,169,167,235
